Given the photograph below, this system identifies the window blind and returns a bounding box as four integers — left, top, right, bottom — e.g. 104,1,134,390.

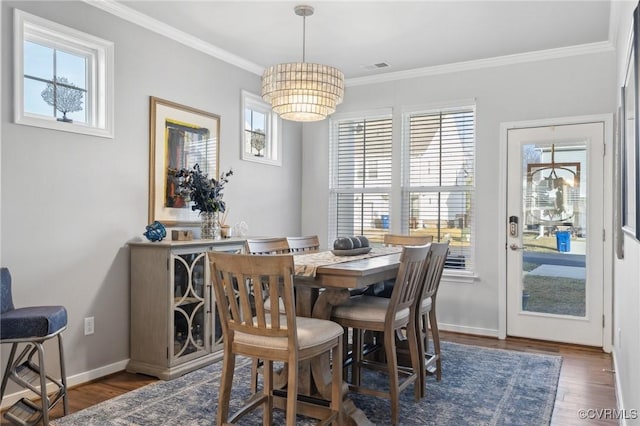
166,121,217,177
405,108,475,270
331,116,393,244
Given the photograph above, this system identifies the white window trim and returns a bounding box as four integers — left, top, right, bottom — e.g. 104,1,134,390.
401,102,477,279
14,9,114,138
241,90,281,166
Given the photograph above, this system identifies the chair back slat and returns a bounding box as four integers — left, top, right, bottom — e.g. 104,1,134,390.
383,234,433,247
209,252,295,340
245,238,291,255
287,235,320,253
1,268,15,314
420,242,449,301
387,244,431,322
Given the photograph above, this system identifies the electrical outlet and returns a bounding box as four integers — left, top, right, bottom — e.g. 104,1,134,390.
84,317,95,335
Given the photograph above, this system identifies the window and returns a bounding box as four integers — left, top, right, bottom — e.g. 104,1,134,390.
403,105,475,272
14,9,114,138
241,91,281,166
329,112,393,244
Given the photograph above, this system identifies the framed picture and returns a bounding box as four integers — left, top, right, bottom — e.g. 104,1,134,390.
148,97,220,225
622,8,639,240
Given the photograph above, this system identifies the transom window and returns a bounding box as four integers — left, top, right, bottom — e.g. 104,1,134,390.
14,9,114,138
241,91,281,166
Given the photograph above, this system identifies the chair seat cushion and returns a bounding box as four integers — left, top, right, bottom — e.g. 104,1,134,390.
235,316,343,351
421,296,432,313
0,306,67,340
331,295,410,324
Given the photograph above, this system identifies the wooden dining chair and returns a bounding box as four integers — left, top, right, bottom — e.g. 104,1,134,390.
366,234,434,297
209,252,344,426
416,241,449,393
330,244,430,425
244,237,292,391
244,237,291,255
286,235,321,253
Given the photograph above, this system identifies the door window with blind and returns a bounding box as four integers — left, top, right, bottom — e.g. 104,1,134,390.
330,114,393,244
403,106,475,272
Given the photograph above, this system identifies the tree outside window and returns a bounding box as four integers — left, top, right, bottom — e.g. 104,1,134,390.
40,76,85,122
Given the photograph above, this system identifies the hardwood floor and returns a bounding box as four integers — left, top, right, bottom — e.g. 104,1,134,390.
1,331,617,425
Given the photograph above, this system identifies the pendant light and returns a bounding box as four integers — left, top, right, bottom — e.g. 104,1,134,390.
261,5,344,122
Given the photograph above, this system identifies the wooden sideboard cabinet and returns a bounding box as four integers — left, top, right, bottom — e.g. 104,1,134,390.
127,238,245,380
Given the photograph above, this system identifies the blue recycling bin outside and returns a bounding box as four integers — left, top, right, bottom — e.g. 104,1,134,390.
556,231,571,252
381,215,389,229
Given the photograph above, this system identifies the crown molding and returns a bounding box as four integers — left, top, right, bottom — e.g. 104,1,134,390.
83,0,264,76
84,1,613,87
346,41,615,87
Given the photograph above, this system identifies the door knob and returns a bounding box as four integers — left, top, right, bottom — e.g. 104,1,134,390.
509,244,524,251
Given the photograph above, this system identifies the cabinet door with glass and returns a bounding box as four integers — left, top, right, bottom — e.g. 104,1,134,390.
128,239,244,380
171,250,209,364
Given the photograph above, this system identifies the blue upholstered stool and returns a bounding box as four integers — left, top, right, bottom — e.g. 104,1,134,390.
0,267,68,425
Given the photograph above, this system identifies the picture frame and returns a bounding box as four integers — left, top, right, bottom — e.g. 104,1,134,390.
635,4,640,241
615,103,625,259
622,8,639,240
148,97,220,225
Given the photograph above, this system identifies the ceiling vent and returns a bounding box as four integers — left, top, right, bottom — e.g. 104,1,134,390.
362,62,390,71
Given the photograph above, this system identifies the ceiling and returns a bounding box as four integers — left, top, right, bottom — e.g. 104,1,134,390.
112,1,612,82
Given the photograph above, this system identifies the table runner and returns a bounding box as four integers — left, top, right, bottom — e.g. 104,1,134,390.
294,246,402,277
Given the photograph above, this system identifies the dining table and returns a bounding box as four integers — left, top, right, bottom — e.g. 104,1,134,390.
291,246,403,426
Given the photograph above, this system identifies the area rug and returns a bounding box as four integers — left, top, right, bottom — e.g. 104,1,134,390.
51,341,561,426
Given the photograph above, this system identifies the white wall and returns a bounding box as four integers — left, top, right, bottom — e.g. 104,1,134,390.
1,0,302,399
302,52,616,336
611,1,640,421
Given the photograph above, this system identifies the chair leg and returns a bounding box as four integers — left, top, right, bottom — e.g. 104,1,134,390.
57,333,68,415
429,309,442,381
35,342,49,425
331,336,344,426
340,326,349,384
0,343,18,402
217,349,235,425
263,360,273,426
406,317,422,402
384,328,400,426
285,355,298,426
352,329,362,387
251,358,261,392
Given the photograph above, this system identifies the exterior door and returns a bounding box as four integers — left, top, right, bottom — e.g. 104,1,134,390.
506,122,604,346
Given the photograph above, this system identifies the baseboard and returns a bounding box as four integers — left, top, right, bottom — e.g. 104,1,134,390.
612,349,627,426
439,322,500,338
1,359,129,410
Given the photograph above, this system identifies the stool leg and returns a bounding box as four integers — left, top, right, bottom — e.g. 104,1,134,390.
0,343,18,401
57,333,68,414
35,342,50,425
